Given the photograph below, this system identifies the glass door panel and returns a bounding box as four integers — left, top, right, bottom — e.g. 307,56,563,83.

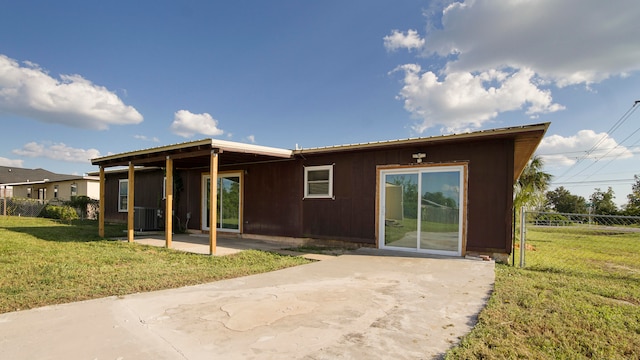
383,173,418,249
202,174,241,232
380,166,464,255
219,176,240,230
419,171,460,252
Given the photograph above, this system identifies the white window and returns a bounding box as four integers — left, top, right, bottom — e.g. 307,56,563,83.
304,165,334,199
118,179,128,212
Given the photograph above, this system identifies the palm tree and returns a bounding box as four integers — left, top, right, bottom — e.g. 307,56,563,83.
514,156,552,212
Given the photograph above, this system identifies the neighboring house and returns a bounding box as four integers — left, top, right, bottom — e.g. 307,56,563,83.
91,122,549,261
0,166,99,202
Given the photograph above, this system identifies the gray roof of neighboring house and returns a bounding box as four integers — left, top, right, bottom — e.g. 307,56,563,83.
0,166,91,185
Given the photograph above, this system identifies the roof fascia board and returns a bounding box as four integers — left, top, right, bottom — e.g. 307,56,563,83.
295,123,550,155
91,139,213,166
91,139,292,167
211,139,292,158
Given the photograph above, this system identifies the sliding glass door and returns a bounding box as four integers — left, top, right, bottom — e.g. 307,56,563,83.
379,165,465,256
202,173,241,232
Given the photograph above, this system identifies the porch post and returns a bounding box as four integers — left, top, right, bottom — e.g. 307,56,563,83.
165,156,173,248
209,151,219,255
99,166,105,237
127,162,135,243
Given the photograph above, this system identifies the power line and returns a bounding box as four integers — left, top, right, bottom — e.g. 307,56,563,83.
581,123,640,180
552,178,635,186
555,101,639,181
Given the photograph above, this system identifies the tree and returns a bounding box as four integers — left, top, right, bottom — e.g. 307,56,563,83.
546,186,588,214
590,187,618,215
623,175,640,216
514,156,552,211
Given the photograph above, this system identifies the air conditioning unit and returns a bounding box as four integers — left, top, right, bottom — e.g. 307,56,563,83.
134,207,159,231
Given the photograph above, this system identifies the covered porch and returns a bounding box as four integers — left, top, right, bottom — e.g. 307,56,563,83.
91,139,293,255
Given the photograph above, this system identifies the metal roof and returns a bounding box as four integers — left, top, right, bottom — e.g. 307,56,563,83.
90,122,549,181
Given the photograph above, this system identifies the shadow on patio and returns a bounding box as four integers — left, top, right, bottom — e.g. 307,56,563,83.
117,233,338,260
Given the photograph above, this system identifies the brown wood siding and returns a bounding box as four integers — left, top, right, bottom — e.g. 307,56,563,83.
242,161,302,237
298,138,515,251
301,152,377,243
103,169,165,223
101,137,516,253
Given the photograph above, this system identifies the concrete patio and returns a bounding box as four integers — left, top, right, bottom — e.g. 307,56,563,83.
118,232,343,260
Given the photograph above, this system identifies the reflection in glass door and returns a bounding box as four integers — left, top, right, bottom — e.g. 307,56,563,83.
380,166,464,256
202,173,241,232
383,173,418,249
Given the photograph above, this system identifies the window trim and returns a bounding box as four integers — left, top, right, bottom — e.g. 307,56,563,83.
118,179,128,213
304,164,334,199
163,176,166,200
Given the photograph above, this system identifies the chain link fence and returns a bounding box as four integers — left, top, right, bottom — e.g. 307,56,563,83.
517,210,640,267
1,197,99,220
0,198,47,217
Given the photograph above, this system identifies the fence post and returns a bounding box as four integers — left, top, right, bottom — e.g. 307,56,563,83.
520,206,526,268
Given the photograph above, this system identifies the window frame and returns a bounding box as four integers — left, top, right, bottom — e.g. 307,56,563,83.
304,164,334,199
118,179,128,213
163,176,166,200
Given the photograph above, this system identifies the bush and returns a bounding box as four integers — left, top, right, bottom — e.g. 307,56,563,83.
41,204,79,222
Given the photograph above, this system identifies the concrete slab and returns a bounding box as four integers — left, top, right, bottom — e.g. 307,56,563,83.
118,233,290,255
0,250,494,360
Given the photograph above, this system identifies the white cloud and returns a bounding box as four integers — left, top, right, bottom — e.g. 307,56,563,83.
0,156,24,167
537,130,633,167
0,54,143,129
246,135,256,143
169,110,224,138
393,65,564,133
134,134,160,142
12,142,101,163
427,0,640,86
383,29,425,52
388,0,640,133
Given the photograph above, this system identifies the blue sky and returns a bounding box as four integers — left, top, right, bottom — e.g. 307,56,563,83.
1,0,639,207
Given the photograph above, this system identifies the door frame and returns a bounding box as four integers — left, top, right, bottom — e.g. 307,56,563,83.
376,163,468,256
201,171,243,233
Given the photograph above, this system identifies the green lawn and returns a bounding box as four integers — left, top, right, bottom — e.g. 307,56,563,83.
0,216,310,314
446,226,640,359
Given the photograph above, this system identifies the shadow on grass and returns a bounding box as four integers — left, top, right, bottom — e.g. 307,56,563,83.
5,220,126,242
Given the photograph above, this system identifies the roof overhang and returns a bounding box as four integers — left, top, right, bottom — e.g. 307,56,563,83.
295,122,550,182
91,139,293,169
1,176,99,187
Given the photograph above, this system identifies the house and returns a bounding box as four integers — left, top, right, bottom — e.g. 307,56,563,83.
0,166,99,202
91,122,549,262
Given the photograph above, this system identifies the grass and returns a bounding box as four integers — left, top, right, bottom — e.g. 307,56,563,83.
0,216,311,314
446,226,640,359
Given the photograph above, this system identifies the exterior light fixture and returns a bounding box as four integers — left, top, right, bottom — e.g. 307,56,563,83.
412,153,426,163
